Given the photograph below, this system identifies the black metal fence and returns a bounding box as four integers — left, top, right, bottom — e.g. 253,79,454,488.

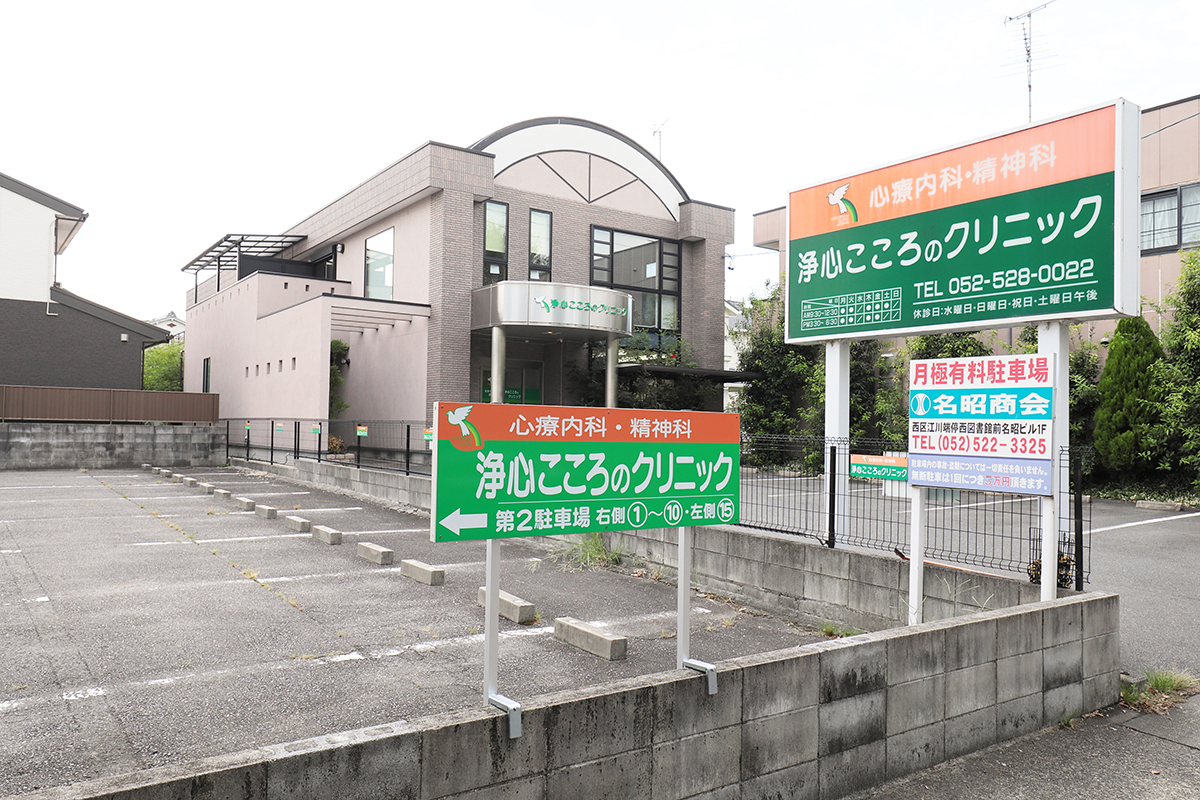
739,434,1092,586
224,418,432,475
223,418,1090,585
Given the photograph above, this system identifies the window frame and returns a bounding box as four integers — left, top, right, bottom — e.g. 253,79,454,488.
590,225,682,333
484,201,509,284
1140,182,1200,255
365,227,395,300
529,209,552,282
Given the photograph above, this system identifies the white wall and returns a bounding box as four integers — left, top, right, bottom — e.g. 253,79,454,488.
0,188,56,302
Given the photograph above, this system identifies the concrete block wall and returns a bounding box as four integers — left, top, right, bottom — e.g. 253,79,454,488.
610,525,1043,630
233,457,432,510
42,592,1118,800
0,422,224,470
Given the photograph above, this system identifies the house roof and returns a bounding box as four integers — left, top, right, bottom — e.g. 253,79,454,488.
0,170,88,255
51,286,170,343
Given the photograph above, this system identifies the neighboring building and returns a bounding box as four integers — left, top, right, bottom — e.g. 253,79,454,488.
147,311,185,341
0,171,168,389
723,299,745,411
752,93,1200,349
181,118,734,420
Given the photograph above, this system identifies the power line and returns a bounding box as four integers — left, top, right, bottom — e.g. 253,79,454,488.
1142,110,1200,140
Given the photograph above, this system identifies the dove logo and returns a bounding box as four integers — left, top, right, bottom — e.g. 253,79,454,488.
446,405,484,451
826,183,858,223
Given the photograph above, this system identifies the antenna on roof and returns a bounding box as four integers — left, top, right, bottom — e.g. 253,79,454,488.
1005,0,1058,123
653,118,669,161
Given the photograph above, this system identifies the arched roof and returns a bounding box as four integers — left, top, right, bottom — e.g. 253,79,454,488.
470,117,690,216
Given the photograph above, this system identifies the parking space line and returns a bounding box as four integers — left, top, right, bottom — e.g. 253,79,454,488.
128,533,313,546
1090,511,1200,534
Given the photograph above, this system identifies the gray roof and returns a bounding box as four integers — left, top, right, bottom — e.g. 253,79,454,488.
0,170,85,217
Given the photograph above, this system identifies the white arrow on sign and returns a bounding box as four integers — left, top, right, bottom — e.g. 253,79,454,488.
439,508,488,536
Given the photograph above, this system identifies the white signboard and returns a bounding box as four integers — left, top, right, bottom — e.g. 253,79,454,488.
908,354,1055,495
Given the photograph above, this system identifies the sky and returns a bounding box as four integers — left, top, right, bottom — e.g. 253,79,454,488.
2,0,1197,322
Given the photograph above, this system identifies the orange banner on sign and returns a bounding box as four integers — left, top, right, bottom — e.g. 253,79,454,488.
789,105,1116,241
435,403,739,447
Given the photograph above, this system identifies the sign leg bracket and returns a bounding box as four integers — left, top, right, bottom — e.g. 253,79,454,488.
682,658,718,695
488,693,522,738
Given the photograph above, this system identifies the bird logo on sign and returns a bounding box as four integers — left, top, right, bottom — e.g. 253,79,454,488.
826,183,858,223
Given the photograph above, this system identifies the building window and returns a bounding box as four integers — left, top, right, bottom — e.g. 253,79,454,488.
529,210,552,281
365,228,395,299
484,201,508,284
202,358,211,393
591,227,680,331
1141,183,1200,253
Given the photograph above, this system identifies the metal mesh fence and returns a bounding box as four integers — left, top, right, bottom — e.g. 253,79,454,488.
225,418,432,475
739,434,1091,584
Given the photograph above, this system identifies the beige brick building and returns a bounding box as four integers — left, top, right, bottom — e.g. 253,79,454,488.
181,118,734,421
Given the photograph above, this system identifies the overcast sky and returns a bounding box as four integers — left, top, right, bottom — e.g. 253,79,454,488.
3,0,1196,321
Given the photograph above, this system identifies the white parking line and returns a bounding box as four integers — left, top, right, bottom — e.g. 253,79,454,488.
1090,511,1200,534
128,532,313,546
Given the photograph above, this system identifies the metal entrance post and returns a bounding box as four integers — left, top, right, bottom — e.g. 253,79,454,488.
484,326,521,737
677,526,717,694
605,333,619,409
907,485,927,625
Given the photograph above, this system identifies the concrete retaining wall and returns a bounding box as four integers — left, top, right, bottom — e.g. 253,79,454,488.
0,422,225,470
230,456,432,509
609,526,1045,631
29,592,1119,800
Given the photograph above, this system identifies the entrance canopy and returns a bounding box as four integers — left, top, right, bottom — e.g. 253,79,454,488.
471,281,633,341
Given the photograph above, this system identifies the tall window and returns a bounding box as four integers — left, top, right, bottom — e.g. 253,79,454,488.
202,357,211,393
484,201,508,284
591,227,680,331
1141,183,1200,253
365,228,394,300
529,210,552,281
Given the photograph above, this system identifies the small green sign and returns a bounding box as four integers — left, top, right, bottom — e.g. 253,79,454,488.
312,426,321,435
356,425,368,437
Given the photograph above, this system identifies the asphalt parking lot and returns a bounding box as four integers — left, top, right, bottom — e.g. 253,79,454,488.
0,467,822,797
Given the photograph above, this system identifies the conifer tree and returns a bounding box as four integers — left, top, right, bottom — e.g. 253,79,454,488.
1092,315,1163,476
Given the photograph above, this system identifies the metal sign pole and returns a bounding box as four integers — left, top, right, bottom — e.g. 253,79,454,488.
483,327,521,737
677,525,717,695
677,525,691,668
1038,321,1068,601
908,484,926,625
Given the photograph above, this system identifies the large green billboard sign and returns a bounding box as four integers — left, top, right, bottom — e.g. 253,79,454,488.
785,101,1139,343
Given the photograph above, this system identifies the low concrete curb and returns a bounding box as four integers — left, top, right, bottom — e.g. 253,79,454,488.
214,489,232,501
357,542,393,565
554,616,627,661
183,477,198,487
199,482,215,494
313,525,342,545
1136,499,1182,511
477,588,535,624
401,559,444,586
285,516,311,532
234,497,256,511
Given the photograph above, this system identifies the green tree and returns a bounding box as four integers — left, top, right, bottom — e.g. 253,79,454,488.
143,340,184,391
329,339,350,419
1148,250,1200,485
731,285,824,439
904,331,991,361
566,330,720,411
1093,315,1163,477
